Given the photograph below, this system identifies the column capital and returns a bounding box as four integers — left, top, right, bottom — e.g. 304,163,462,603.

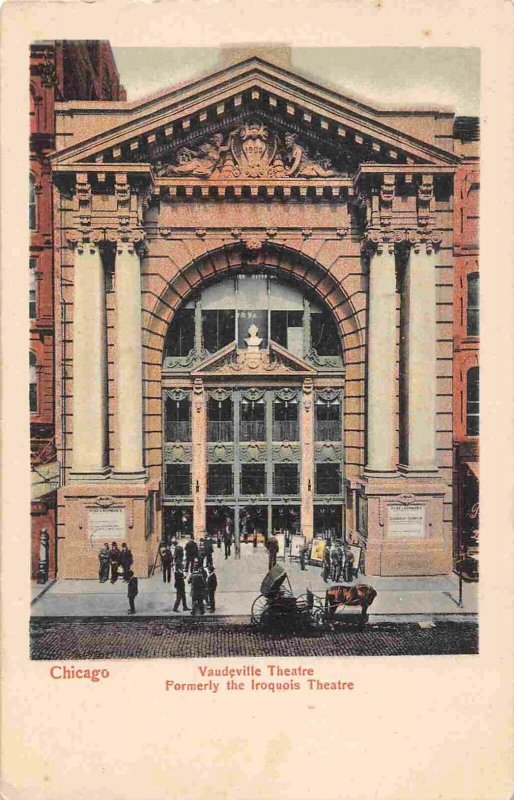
106,228,146,254
66,228,105,252
362,227,442,256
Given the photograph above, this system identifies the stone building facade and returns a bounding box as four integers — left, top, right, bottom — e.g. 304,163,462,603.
30,41,125,580
50,56,469,578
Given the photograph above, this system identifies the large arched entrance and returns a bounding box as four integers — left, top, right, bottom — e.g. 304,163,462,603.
158,260,350,552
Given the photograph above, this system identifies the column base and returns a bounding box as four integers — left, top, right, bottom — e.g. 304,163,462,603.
364,468,399,479
69,467,111,483
354,472,451,576
398,463,439,478
111,470,148,484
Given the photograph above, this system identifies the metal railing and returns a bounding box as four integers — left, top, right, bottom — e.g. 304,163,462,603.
273,420,299,441
207,421,234,442
164,421,192,442
240,420,266,442
315,419,342,441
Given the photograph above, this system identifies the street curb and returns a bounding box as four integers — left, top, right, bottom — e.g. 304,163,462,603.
30,580,57,605
30,613,478,625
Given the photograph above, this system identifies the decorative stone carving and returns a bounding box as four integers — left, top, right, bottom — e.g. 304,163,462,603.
316,387,341,402
379,174,395,227
156,121,344,180
272,443,300,463
241,387,266,402
163,388,190,402
164,348,210,370
303,377,314,411
240,443,265,463
417,174,434,228
208,387,233,402
164,443,193,463
315,443,343,462
304,348,340,369
208,443,233,463
193,378,204,414
273,387,299,402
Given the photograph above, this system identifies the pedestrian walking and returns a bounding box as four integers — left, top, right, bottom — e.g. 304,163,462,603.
127,570,138,614
110,542,121,583
266,534,279,571
204,535,214,568
206,565,218,612
172,565,189,612
160,544,173,583
331,541,342,582
344,546,355,582
198,538,206,568
98,543,110,583
173,540,184,570
223,528,232,559
184,535,199,573
322,542,332,582
120,543,133,582
188,567,206,616
299,542,309,571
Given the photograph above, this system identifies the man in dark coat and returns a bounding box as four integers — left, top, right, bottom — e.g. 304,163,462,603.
160,544,173,583
204,536,214,568
206,565,218,612
343,546,355,582
173,566,189,612
110,542,121,583
266,534,279,571
223,528,232,559
127,570,138,614
184,536,199,573
322,542,332,583
172,540,183,569
188,567,206,615
120,543,134,582
299,542,309,571
98,543,110,583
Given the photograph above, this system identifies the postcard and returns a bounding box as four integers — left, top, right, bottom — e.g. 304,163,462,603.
1,1,512,799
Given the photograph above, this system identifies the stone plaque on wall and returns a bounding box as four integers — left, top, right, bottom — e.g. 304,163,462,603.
89,507,126,543
387,504,425,538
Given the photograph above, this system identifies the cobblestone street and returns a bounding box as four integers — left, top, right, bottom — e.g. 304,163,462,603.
30,618,478,660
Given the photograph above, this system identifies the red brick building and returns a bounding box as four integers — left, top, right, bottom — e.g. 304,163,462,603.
452,117,479,558
30,41,125,581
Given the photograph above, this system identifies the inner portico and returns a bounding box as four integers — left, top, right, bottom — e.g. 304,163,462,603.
53,56,457,578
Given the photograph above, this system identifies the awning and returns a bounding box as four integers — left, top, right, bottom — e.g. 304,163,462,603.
31,461,59,501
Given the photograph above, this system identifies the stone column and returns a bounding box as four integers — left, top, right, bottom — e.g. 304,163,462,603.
403,241,438,470
113,239,146,479
192,378,206,539
71,238,109,478
300,378,314,540
366,241,397,473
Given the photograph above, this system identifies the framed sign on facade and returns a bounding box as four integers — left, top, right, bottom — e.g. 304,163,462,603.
310,538,326,564
289,533,306,558
274,533,286,559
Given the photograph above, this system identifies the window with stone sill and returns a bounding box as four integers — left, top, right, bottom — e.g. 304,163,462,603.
165,307,195,357
207,397,233,442
202,309,235,353
466,366,479,437
273,397,299,441
311,312,341,356
29,176,37,231
164,397,191,442
165,464,191,496
467,273,479,337
29,351,38,413
241,463,266,495
29,257,37,319
315,397,341,441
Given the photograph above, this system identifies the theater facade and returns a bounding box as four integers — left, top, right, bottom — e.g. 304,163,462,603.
52,57,461,578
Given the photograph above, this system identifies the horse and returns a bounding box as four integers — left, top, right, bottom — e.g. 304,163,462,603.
325,584,377,619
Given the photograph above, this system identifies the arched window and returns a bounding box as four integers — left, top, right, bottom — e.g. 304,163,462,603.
467,273,479,336
29,351,38,413
29,175,37,231
466,366,479,436
29,257,37,319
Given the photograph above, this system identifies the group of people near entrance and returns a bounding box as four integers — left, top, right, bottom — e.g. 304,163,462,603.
159,536,218,615
322,540,355,583
98,542,138,614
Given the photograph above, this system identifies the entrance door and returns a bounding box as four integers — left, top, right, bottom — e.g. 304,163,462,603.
206,505,234,547
163,506,193,543
239,505,268,544
272,505,301,547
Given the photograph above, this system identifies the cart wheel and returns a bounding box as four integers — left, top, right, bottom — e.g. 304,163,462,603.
297,592,324,611
251,594,268,625
310,607,328,631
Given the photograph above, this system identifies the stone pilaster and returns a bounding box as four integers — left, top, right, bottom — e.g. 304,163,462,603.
68,233,109,479
300,377,314,540
111,234,146,480
365,239,397,473
192,377,207,539
402,239,438,472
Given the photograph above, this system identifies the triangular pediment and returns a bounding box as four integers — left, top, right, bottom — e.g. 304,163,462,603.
191,341,316,378
53,57,458,173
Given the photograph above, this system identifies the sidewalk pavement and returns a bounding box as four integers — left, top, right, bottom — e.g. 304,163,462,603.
30,542,478,620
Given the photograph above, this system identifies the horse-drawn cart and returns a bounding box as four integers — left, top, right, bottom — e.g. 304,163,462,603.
250,565,377,632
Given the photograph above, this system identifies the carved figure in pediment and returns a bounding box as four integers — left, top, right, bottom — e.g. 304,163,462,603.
230,120,278,178
158,132,237,177
283,133,338,178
